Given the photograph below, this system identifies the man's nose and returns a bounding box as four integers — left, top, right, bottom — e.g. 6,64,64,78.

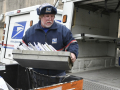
48,16,52,20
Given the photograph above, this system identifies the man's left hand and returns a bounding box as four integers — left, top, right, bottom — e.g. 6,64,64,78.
70,53,76,63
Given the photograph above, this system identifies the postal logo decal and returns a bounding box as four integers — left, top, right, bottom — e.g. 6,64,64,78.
46,7,52,12
52,38,57,44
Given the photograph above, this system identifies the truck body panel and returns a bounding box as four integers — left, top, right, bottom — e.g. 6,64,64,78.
5,14,30,59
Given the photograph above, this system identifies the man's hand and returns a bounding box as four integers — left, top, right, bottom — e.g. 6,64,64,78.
70,53,76,63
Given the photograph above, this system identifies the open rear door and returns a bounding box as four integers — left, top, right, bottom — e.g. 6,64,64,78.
62,2,74,30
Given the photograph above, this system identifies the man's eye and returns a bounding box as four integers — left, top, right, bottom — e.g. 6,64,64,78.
52,16,54,18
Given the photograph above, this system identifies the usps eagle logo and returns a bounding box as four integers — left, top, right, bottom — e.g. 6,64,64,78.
52,38,57,44
11,21,26,39
46,7,52,13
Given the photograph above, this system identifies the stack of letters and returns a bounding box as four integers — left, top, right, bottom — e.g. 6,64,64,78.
17,42,57,51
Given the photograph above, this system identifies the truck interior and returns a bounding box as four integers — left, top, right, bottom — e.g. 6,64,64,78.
68,0,120,89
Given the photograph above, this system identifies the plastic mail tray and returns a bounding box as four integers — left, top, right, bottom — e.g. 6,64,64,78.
12,50,73,70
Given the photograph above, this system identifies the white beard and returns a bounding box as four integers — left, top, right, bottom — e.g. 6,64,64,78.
41,21,53,28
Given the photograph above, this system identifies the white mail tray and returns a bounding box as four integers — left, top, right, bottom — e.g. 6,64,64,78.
12,50,73,70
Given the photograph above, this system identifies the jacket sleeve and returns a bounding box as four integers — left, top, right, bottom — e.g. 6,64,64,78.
62,26,79,58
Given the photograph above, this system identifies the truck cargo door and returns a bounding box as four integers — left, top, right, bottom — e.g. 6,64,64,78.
62,2,74,30
5,14,30,59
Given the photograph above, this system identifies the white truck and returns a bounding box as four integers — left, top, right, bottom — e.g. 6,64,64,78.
61,0,120,90
1,0,120,90
0,5,63,64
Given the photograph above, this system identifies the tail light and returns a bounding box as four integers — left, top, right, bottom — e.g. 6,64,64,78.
2,31,5,46
4,24,6,28
30,20,33,26
2,41,4,46
17,10,21,13
63,15,67,23
3,29,5,34
2,35,4,46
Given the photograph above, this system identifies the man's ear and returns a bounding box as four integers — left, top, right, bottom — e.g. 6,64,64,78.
39,15,44,20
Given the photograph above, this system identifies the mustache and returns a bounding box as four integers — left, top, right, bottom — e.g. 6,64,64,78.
46,21,52,23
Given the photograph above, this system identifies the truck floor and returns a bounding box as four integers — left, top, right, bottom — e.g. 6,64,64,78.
68,67,120,90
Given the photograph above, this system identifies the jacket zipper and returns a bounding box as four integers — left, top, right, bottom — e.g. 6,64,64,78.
45,30,51,43
40,29,47,43
45,33,47,43
43,31,49,75
42,29,53,44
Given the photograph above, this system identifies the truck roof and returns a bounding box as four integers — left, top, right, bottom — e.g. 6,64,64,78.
63,0,120,12
5,5,63,16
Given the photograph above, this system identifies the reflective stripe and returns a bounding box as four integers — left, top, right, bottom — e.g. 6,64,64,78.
57,40,77,51
22,40,25,44
65,40,77,51
3,44,14,47
22,40,28,46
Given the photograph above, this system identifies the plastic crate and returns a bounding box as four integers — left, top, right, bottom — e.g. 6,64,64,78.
28,69,83,90
12,50,73,70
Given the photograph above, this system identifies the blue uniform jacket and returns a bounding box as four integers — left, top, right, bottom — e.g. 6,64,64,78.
22,20,79,75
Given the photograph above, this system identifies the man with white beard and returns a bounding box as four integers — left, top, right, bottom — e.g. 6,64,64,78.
22,3,78,82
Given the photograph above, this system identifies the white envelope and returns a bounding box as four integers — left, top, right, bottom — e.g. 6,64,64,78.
0,76,9,90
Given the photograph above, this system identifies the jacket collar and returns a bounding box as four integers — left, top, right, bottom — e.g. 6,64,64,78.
35,20,58,30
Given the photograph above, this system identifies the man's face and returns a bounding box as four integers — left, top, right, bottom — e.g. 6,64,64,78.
41,14,55,28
